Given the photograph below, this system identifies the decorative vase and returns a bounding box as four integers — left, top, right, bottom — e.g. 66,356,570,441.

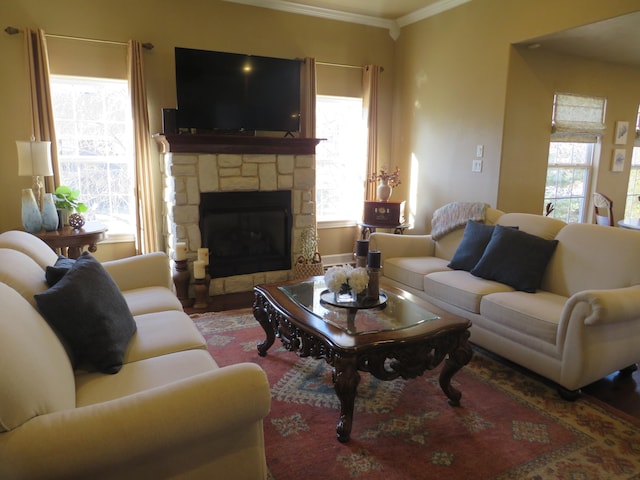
377,178,392,202
41,193,59,231
58,209,70,227
334,289,353,303
21,188,42,233
69,213,85,229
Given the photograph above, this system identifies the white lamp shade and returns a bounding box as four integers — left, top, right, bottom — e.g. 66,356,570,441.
17,140,53,177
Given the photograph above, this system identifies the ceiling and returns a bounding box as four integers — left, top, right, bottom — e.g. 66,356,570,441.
225,0,640,67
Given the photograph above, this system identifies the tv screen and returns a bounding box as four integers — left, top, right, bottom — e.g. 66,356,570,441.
175,47,301,133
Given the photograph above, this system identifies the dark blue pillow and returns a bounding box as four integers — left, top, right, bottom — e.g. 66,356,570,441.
35,252,136,374
45,255,76,287
447,220,496,271
470,225,558,293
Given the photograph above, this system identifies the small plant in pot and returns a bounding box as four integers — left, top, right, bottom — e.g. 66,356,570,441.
54,186,88,229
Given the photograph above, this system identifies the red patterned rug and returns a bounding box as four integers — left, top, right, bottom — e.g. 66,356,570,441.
192,309,640,480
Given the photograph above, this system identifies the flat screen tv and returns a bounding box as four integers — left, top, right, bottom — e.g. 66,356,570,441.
174,47,301,134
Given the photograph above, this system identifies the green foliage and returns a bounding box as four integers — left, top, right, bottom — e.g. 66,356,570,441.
54,186,88,213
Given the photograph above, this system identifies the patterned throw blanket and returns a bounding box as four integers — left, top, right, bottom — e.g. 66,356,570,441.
431,201,488,240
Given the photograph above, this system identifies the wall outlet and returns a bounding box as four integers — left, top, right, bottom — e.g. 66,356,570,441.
472,159,483,173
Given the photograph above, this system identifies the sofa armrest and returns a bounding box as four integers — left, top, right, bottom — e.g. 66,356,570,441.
0,363,270,479
102,252,173,291
369,232,435,265
568,285,640,326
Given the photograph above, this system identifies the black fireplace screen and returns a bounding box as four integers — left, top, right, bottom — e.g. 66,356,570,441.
199,190,292,278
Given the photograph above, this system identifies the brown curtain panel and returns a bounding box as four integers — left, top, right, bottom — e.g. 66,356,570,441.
300,57,317,139
128,40,159,254
24,28,60,191
363,65,381,201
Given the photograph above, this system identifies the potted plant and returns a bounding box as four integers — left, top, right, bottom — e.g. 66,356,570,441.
54,186,88,228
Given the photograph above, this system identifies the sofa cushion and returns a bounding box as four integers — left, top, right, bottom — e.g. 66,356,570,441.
384,256,451,291
122,286,185,316
424,270,513,313
479,290,567,345
0,230,59,269
448,220,496,271
45,255,76,287
0,283,75,432
471,225,559,293
35,252,137,374
0,249,49,308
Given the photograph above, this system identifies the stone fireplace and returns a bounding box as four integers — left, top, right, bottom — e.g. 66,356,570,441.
155,134,320,296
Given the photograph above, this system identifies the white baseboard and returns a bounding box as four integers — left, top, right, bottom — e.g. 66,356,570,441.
322,253,354,266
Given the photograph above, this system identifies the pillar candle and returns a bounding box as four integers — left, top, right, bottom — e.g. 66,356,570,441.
193,260,206,279
197,248,209,263
356,240,369,257
368,251,381,269
175,242,187,261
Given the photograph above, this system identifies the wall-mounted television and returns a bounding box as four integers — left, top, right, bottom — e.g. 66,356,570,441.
174,47,301,134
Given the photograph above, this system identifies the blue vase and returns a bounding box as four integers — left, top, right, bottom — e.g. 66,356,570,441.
21,188,42,233
42,193,59,231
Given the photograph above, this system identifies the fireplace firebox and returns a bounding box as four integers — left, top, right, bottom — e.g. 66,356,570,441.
200,190,292,278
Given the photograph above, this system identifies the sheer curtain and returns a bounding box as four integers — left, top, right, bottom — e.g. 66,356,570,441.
300,57,316,139
24,28,59,192
128,40,159,254
363,65,381,201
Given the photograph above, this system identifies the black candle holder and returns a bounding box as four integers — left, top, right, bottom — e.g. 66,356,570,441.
173,259,192,307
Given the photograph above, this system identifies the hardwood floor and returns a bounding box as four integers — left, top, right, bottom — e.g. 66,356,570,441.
189,293,640,420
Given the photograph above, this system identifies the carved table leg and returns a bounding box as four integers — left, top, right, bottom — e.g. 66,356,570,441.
438,329,472,406
253,295,275,357
332,354,360,443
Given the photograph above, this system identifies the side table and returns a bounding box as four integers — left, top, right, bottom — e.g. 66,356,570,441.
33,222,108,259
358,222,411,239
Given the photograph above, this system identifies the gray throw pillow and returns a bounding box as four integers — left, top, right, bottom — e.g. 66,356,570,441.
470,225,558,293
447,220,496,271
35,252,136,374
45,255,76,287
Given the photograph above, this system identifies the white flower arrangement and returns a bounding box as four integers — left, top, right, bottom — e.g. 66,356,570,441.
324,265,369,294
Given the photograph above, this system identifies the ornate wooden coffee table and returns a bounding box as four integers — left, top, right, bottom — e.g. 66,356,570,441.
253,277,472,443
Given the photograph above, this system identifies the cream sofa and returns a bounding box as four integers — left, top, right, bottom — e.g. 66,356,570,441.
0,230,271,480
370,207,640,397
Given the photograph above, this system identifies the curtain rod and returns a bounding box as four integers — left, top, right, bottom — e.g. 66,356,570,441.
4,26,153,50
316,61,384,73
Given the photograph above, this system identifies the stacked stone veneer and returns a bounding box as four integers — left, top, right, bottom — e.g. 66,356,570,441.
162,151,316,295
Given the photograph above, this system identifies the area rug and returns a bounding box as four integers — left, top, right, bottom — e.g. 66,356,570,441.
191,310,640,480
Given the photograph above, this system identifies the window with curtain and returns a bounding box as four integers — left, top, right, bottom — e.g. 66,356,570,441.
544,93,606,223
315,95,367,224
624,105,640,218
50,75,136,239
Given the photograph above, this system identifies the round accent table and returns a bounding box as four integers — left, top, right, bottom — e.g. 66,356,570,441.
33,222,108,259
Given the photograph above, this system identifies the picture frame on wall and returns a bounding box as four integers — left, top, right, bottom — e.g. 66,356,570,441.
612,149,626,172
614,121,629,145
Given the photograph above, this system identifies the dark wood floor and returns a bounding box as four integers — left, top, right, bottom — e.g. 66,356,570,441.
190,293,640,420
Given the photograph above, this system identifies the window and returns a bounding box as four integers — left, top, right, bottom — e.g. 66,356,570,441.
543,93,606,223
315,95,367,224
50,76,136,239
624,106,640,218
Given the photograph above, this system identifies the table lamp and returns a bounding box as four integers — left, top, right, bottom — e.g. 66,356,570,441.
17,140,53,210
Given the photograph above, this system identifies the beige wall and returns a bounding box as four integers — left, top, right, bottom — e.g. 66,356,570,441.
500,47,640,218
391,0,640,233
0,0,395,260
2,0,639,260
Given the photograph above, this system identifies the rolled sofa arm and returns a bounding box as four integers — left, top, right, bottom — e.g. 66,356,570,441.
102,252,173,291
567,285,640,326
0,362,271,479
369,232,435,265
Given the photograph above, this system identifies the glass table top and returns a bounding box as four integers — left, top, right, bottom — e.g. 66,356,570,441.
278,278,440,335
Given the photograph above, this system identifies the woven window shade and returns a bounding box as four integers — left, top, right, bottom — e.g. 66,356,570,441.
551,93,606,143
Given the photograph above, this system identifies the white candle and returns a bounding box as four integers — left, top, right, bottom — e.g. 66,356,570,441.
175,242,187,261
197,248,209,263
193,260,206,279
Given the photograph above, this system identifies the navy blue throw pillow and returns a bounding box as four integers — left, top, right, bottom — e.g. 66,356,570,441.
35,252,136,374
447,220,496,271
470,225,558,293
45,255,76,287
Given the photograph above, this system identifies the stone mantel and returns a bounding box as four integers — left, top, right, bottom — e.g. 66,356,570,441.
153,133,322,155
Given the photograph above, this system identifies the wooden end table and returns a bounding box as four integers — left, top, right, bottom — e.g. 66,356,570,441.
253,277,472,442
33,222,108,259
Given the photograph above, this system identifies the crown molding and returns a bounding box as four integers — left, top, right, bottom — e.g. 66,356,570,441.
397,0,472,27
224,0,470,40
